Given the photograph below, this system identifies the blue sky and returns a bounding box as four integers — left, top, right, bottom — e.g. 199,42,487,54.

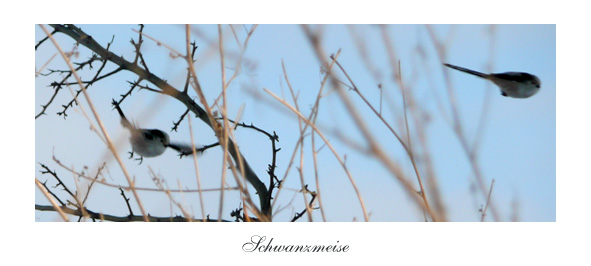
35,24,555,222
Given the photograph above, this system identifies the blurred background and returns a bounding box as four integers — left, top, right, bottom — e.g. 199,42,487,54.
35,24,555,222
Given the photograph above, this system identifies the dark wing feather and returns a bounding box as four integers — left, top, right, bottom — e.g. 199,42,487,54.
491,72,535,83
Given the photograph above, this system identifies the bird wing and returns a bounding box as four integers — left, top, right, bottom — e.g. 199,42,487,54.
492,72,535,83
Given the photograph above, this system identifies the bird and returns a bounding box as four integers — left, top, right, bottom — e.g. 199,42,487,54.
111,99,197,160
443,63,541,98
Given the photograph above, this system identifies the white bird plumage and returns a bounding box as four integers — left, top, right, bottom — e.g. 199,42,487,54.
112,100,197,159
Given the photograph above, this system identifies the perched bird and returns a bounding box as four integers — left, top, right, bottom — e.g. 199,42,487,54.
112,99,196,160
443,63,541,98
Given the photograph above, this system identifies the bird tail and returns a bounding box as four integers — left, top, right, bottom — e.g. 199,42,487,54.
111,99,133,130
443,63,488,78
169,142,220,157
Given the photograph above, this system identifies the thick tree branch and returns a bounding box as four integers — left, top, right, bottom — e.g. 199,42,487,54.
35,204,230,222
48,24,271,219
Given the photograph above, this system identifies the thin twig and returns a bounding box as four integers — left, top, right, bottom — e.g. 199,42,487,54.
426,25,499,221
35,178,70,221
187,115,206,220
185,24,265,221
302,25,434,221
51,155,236,193
48,24,268,220
264,88,370,222
480,179,495,222
217,24,229,221
41,24,150,221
